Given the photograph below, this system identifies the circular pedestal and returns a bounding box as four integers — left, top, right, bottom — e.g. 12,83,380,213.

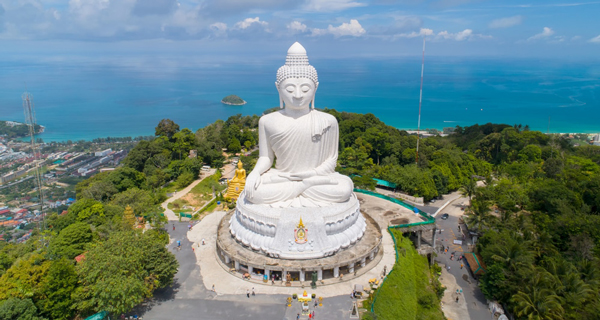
229,193,366,259
217,210,382,283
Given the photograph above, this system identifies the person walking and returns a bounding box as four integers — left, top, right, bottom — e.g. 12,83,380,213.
172,224,175,230
252,287,255,296
447,265,451,272
312,311,315,318
246,289,250,298
460,263,464,269
212,284,215,292
296,314,300,320
456,296,459,303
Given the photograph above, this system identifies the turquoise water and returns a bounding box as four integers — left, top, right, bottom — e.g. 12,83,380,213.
0,57,599,141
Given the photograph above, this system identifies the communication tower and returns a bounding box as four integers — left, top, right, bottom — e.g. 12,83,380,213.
22,92,46,236
416,37,426,164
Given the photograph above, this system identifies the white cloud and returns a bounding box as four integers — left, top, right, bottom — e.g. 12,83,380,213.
234,17,268,29
589,35,600,43
489,15,523,29
303,0,366,12
527,27,554,41
312,19,366,37
436,29,489,41
288,21,308,33
395,28,434,38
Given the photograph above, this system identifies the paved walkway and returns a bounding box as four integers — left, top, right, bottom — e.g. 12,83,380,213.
161,169,217,221
134,220,357,319
187,209,396,298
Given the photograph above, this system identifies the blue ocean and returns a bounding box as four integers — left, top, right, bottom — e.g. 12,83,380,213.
0,56,599,141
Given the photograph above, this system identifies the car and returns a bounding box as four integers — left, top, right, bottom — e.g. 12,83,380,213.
439,213,449,220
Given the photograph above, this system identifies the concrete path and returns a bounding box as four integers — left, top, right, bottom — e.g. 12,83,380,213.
439,267,470,320
133,220,358,320
161,169,217,221
188,210,396,298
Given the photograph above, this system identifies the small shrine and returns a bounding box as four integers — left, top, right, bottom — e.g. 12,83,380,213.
225,160,246,200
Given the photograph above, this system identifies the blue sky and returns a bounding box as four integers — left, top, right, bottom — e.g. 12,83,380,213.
0,0,599,60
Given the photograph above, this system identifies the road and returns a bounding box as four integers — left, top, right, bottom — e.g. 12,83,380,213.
422,193,491,320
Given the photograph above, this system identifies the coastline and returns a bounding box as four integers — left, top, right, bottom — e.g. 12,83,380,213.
221,100,247,106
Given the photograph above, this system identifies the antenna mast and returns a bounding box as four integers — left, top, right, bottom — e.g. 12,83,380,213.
416,37,426,164
22,92,46,238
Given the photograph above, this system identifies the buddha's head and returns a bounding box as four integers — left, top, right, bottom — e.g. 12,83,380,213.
276,42,319,111
237,160,243,170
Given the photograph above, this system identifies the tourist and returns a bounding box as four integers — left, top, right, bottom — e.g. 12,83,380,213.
202,238,205,245
312,311,315,318
172,224,175,231
212,284,215,292
296,314,300,320
252,287,255,296
460,264,464,269
309,313,312,319
456,296,459,303
246,289,250,298
447,265,451,272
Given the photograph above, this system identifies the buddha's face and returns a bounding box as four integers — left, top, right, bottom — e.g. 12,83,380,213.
277,78,318,110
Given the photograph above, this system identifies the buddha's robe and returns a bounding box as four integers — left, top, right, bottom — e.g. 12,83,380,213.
246,110,353,207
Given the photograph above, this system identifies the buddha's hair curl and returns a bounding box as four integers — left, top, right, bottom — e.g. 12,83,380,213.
276,65,318,87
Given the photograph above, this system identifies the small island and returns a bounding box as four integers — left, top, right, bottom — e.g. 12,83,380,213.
221,95,247,106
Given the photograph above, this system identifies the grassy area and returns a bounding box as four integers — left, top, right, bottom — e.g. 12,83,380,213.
190,171,225,199
163,181,178,194
167,198,193,213
369,231,445,320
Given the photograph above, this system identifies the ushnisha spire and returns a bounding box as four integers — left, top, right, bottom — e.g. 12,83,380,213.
276,42,318,86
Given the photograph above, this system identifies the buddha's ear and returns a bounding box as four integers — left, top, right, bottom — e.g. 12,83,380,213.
276,82,284,109
311,82,319,109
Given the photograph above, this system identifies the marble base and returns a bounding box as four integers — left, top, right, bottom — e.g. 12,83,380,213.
229,193,366,259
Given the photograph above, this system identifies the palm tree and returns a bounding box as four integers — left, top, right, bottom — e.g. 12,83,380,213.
512,271,565,320
463,198,495,243
489,235,534,273
459,177,477,206
464,198,493,231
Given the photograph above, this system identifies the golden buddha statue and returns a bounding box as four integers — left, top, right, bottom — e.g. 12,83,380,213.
225,160,246,200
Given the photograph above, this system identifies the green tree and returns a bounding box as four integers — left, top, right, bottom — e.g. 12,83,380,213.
110,188,157,217
459,177,477,206
0,253,50,302
228,137,242,153
39,259,77,320
155,119,180,139
0,298,45,320
74,230,178,316
49,222,94,260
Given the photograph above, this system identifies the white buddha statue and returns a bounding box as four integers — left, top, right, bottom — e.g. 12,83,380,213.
244,42,354,208
229,42,365,259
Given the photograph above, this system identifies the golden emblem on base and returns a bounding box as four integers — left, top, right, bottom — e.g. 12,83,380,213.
294,217,308,244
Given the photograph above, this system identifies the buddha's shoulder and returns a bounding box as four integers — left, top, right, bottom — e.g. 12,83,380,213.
259,111,283,126
313,110,338,125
